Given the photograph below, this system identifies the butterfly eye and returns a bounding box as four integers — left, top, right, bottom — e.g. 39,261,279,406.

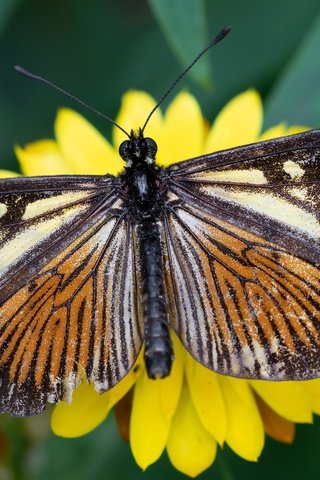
119,140,130,160
144,137,158,157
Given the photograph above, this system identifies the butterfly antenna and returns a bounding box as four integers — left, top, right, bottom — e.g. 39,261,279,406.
141,26,231,134
14,65,131,139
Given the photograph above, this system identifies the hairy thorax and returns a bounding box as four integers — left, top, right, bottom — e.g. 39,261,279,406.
121,162,166,222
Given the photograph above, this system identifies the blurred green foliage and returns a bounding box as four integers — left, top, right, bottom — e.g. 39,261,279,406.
1,0,320,479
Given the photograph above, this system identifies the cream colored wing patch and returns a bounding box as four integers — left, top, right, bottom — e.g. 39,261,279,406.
200,185,320,237
0,203,89,275
22,191,93,220
0,203,7,218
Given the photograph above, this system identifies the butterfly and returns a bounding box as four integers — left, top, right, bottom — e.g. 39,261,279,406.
1,29,320,416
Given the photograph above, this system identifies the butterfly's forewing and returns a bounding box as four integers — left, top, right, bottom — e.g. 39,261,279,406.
163,129,320,380
0,176,142,415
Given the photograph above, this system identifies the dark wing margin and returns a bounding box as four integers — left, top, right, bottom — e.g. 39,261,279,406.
0,175,143,415
162,130,320,380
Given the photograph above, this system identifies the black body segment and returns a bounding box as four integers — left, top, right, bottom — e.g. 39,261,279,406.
120,130,173,378
138,221,173,378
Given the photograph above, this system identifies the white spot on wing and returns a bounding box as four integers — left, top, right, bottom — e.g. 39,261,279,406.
230,355,241,375
252,339,270,377
242,344,255,371
270,336,280,354
166,191,179,202
283,160,305,180
63,373,77,404
0,203,7,218
95,382,108,394
290,187,308,201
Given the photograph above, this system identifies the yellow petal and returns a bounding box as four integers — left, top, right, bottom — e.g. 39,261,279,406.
55,108,122,175
113,90,164,162
205,90,263,152
185,355,226,445
109,358,144,442
159,332,185,421
285,125,309,135
15,140,74,176
51,358,141,438
167,383,217,478
260,124,308,141
0,169,20,178
108,355,143,410
255,393,295,444
250,380,312,423
259,123,287,141
51,382,111,438
160,91,204,166
130,335,184,470
301,379,320,415
114,390,133,442
219,377,264,461
130,374,169,469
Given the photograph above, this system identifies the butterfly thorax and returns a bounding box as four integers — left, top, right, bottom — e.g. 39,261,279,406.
120,130,165,222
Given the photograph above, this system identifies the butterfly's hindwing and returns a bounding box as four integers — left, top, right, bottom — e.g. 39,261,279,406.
0,176,143,415
163,130,320,380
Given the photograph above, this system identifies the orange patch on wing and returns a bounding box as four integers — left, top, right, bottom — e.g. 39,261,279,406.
215,263,254,347
248,248,320,348
0,275,60,371
36,307,68,385
246,282,294,352
17,297,55,384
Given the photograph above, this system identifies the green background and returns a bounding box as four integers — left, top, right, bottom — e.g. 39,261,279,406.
1,0,320,478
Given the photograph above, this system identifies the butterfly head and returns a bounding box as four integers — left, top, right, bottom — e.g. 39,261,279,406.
119,129,158,167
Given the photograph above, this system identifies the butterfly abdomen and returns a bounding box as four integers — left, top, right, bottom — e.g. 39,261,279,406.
138,221,173,378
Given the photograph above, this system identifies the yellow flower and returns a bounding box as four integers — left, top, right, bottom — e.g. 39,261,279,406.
4,89,320,478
